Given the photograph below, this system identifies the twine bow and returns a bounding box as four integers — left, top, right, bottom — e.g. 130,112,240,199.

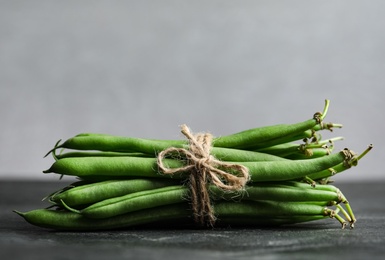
157,124,250,227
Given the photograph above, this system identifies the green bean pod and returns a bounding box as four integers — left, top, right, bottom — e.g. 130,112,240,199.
212,118,319,149
46,100,331,156
255,137,341,158
63,185,189,219
43,156,184,178
54,143,289,163
216,215,328,227
13,204,192,231
50,178,179,207
212,185,342,203
43,149,354,182
53,135,184,155
14,200,340,231
53,180,343,211
284,147,332,160
241,149,353,182
306,144,373,182
60,182,344,219
55,151,152,159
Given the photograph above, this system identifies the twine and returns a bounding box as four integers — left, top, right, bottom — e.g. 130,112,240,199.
157,124,250,227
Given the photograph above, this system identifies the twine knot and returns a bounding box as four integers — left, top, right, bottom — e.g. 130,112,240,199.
157,124,250,227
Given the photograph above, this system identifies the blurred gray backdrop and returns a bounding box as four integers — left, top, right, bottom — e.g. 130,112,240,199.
1,1,383,181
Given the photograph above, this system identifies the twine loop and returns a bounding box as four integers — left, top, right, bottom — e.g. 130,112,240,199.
157,124,250,227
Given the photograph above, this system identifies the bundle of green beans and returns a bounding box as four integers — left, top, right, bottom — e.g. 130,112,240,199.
14,100,373,230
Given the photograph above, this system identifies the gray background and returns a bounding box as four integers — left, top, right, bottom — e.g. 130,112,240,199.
1,0,383,181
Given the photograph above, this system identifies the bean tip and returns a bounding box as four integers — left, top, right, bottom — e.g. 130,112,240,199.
13,210,25,217
43,139,62,158
60,199,80,214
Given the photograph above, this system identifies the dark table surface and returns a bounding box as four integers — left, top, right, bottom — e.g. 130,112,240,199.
1,180,384,260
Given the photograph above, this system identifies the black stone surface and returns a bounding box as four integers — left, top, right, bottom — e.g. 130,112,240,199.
1,180,384,260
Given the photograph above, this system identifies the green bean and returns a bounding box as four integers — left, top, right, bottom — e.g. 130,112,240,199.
74,133,112,137
50,179,340,212
51,136,183,155
59,182,344,219
212,100,330,149
57,122,329,155
234,127,323,151
213,201,346,228
227,120,341,151
50,178,179,207
14,199,341,231
43,149,354,182
63,186,189,219
212,119,319,149
217,215,328,227
306,164,346,182
56,151,151,159
75,175,140,182
52,141,289,163
13,204,192,231
45,100,331,157
42,179,96,203
244,122,341,151
255,142,309,157
214,201,327,217
266,180,339,192
214,201,348,227
213,185,341,203
279,181,355,224
255,137,342,158
209,147,289,162
306,144,373,182
43,156,184,179
284,147,332,160
241,150,353,182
